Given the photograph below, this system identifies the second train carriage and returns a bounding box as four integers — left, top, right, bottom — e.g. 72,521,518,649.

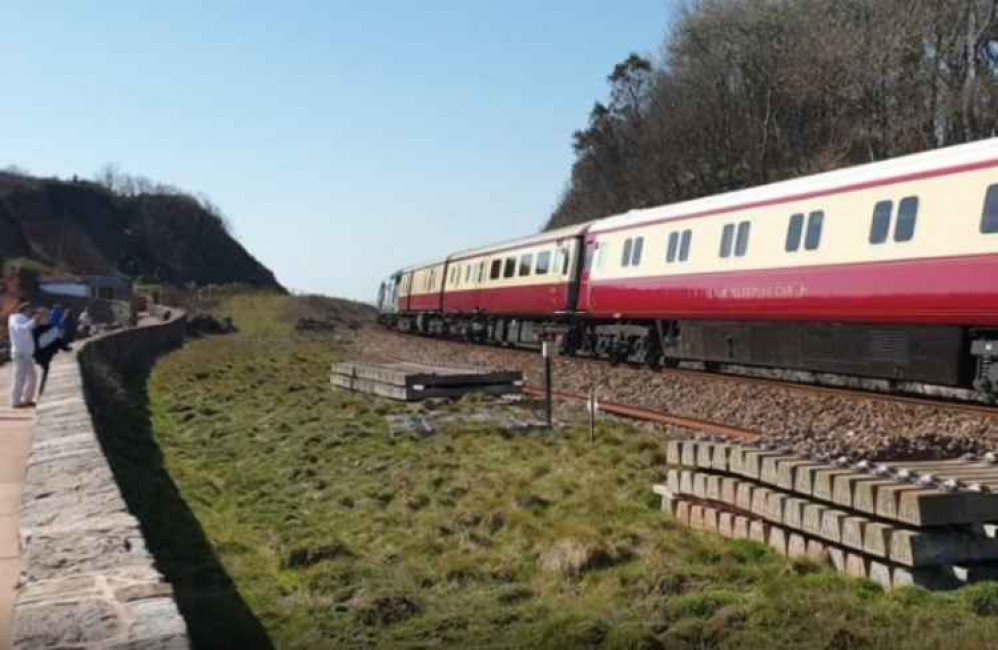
378,138,998,396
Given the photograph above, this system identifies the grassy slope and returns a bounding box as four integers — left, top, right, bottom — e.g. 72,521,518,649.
148,295,998,649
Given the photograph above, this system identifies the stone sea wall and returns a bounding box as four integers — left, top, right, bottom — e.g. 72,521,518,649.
13,315,190,649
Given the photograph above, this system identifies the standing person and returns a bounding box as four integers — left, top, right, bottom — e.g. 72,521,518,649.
32,309,61,399
61,309,78,345
7,303,38,409
77,308,92,338
49,304,65,331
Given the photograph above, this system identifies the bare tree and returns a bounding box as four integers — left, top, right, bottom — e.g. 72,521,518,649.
547,0,998,230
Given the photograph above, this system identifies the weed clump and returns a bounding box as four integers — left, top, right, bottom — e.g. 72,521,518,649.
282,541,354,569
354,595,421,626
965,583,998,617
540,538,633,577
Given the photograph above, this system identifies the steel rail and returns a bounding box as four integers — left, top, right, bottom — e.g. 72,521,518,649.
521,385,763,440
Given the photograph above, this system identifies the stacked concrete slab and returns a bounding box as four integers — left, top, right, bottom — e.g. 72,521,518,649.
655,439,998,590
332,361,522,401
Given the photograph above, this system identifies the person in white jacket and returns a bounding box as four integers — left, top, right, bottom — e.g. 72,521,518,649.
7,304,38,408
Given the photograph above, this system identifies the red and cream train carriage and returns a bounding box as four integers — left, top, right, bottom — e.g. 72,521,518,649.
378,139,998,396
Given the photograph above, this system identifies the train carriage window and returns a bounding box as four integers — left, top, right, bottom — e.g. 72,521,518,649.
536,250,551,275
870,200,893,244
786,213,804,252
502,257,516,278
679,229,692,261
490,259,502,280
478,261,485,282
735,221,751,257
631,237,644,266
503,257,516,278
519,253,533,276
465,265,472,282
666,232,679,263
562,248,571,274
679,230,693,262
805,211,824,250
621,238,633,267
982,184,998,233
720,224,735,258
895,196,919,242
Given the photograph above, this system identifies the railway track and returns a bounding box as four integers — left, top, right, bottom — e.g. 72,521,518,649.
378,328,998,420
521,384,763,440
371,344,765,440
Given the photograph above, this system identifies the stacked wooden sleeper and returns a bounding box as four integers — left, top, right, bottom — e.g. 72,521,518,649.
654,439,998,589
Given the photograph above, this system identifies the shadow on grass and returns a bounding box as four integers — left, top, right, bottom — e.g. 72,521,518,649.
82,351,274,650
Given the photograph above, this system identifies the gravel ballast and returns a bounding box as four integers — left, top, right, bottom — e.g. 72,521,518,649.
357,328,998,462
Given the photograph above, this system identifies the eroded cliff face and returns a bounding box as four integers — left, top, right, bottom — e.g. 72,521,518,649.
0,172,283,290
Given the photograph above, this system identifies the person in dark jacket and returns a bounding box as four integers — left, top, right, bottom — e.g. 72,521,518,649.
32,309,64,399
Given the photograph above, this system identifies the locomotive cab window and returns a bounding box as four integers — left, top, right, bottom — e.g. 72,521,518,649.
805,211,824,250
870,200,893,244
735,221,751,257
666,232,679,263
720,224,734,258
490,259,502,280
519,253,533,277
562,248,571,274
895,196,918,242
679,229,692,261
503,257,516,278
786,213,804,252
982,184,998,233
621,238,633,267
535,251,551,275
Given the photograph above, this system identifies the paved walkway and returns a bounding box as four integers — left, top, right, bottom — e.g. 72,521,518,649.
0,366,33,650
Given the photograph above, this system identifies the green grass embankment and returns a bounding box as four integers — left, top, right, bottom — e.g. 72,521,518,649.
146,295,998,649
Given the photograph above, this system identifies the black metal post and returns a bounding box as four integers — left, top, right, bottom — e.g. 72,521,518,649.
588,386,596,443
543,340,553,429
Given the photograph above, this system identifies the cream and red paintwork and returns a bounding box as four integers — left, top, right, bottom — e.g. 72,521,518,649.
397,260,447,313
396,224,587,317
389,138,998,327
581,139,998,326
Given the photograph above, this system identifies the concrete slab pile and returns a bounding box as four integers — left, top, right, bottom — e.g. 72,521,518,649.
331,361,522,401
656,439,998,590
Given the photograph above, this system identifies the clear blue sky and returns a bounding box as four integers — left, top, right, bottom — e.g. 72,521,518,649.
2,2,674,301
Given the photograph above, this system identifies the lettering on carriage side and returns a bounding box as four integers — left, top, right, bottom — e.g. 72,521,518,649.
708,283,809,300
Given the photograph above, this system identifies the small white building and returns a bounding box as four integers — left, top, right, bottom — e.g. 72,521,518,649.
38,278,89,298
39,275,133,301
